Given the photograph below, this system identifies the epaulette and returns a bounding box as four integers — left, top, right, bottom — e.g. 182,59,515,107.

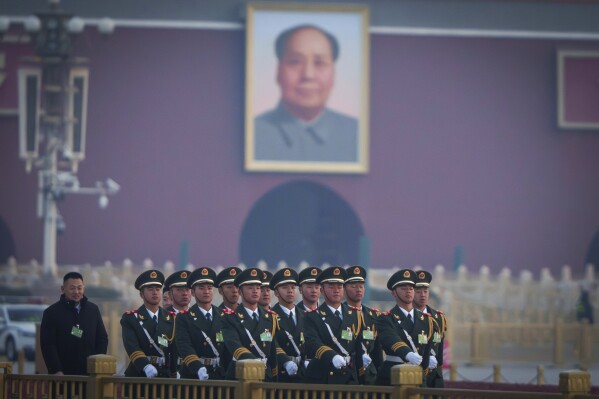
306,308,318,313
124,310,138,315
180,309,189,314
422,312,432,317
348,306,361,311
380,310,391,315
267,309,278,317
168,311,177,316
436,310,444,315
371,307,381,313
222,308,235,315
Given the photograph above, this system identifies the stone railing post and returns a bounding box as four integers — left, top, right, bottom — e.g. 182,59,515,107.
449,364,457,381
391,364,422,399
0,361,13,399
553,319,564,366
470,320,484,365
493,364,501,383
86,354,117,399
235,360,265,399
559,370,591,399
579,320,592,370
537,365,545,385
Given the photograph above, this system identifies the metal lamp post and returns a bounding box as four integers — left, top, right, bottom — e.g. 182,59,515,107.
15,0,118,276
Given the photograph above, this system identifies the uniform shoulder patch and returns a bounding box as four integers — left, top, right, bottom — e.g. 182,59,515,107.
124,309,138,315
436,310,444,315
380,310,391,316
168,311,177,316
422,312,432,317
222,308,235,315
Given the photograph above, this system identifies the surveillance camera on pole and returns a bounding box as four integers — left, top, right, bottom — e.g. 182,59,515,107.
16,0,117,276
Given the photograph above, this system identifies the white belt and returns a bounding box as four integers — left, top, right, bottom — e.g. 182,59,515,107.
385,355,404,363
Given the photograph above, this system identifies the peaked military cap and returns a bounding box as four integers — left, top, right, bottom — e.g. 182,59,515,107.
234,267,263,287
187,267,217,288
165,270,190,290
215,266,242,287
261,270,273,287
345,265,367,284
415,270,432,287
135,269,165,290
298,266,322,285
317,266,347,284
387,269,416,290
270,268,299,289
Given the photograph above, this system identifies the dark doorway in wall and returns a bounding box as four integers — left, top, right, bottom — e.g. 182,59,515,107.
239,180,364,268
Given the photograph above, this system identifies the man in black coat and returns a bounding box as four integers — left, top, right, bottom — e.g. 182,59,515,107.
40,272,108,375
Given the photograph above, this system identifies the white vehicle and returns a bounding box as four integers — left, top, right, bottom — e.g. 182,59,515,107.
0,304,47,360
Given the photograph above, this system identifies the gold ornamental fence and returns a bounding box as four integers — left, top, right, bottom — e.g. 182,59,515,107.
2,356,598,399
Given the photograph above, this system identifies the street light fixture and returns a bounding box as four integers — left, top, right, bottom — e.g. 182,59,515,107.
14,0,118,276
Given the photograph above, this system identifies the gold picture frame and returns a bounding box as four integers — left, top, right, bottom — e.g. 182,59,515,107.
244,2,370,174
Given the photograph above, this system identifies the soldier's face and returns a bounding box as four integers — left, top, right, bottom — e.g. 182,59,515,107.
275,283,297,306
321,282,344,306
62,278,84,303
344,282,365,304
193,283,214,306
240,284,261,306
259,286,271,307
299,283,321,303
219,283,239,305
141,285,162,306
414,287,429,308
277,28,335,120
392,284,414,306
171,286,192,308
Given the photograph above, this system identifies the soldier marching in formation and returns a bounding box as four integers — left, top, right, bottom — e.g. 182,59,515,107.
344,266,383,385
174,267,227,380
270,267,306,382
116,265,447,391
413,270,447,388
375,269,438,385
121,270,177,378
221,267,297,381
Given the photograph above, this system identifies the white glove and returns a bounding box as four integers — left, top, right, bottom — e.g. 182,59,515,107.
176,372,181,379
332,355,347,369
428,355,438,369
143,364,158,378
284,361,298,376
198,367,209,380
405,352,423,366
362,353,372,368
304,360,310,369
